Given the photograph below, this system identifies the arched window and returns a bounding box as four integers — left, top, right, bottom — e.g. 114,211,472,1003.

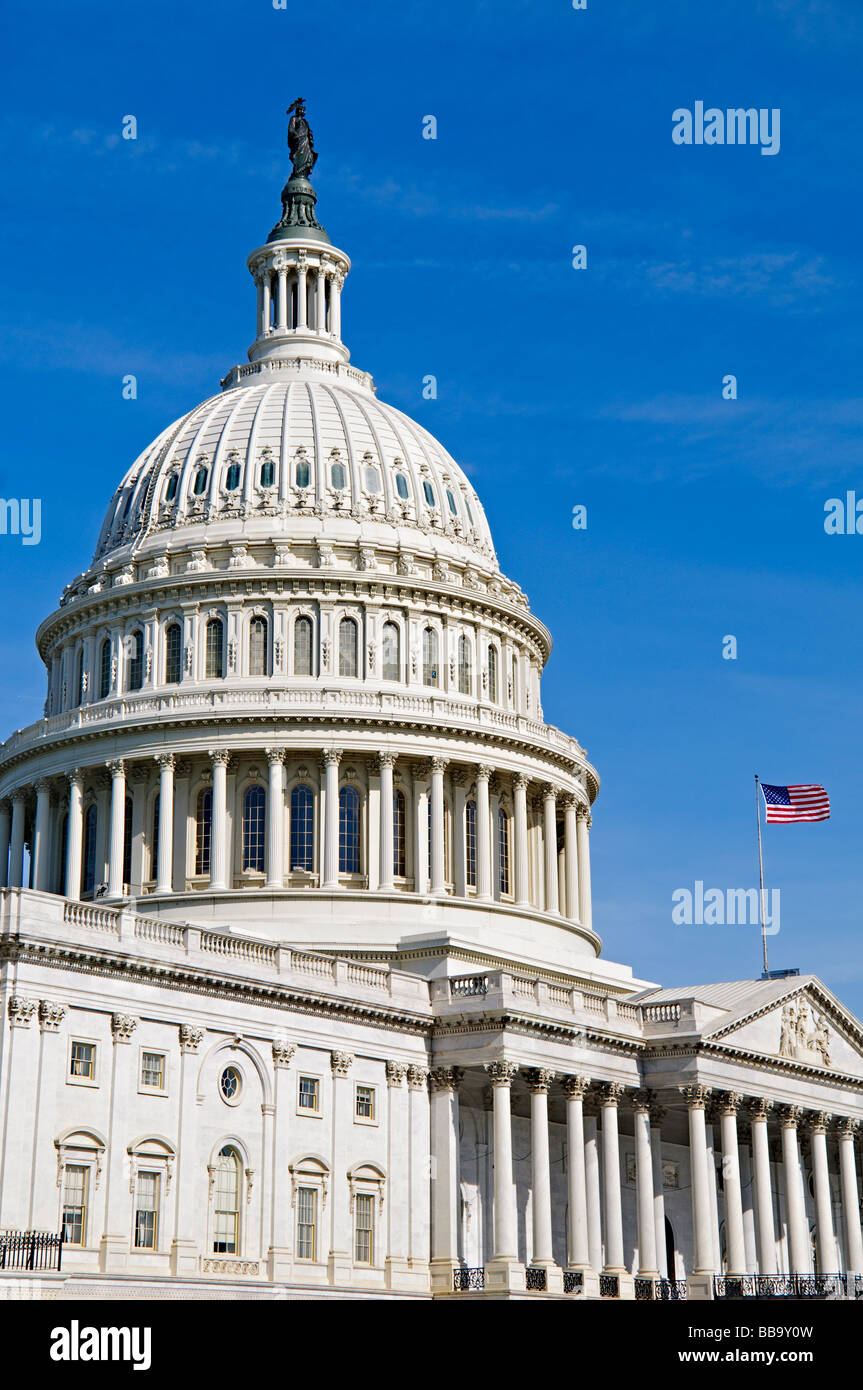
212,1146,241,1254
76,650,85,706
249,617,268,677
225,462,241,492
422,627,438,687
393,789,406,878
294,616,313,676
205,619,224,679
488,646,498,703
339,617,358,677
193,465,208,496
126,630,144,692
422,480,436,508
395,473,409,500
164,473,178,503
465,498,475,527
83,805,98,895
151,794,160,881
331,460,347,490
122,796,133,887
498,807,510,895
165,624,181,685
99,639,112,700
339,785,360,874
260,458,275,488
458,635,472,695
446,488,458,517
381,622,400,681
243,785,266,872
466,799,477,889
195,788,212,876
289,784,314,872
295,457,310,489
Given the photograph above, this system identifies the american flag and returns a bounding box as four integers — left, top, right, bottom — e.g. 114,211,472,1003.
761,783,830,823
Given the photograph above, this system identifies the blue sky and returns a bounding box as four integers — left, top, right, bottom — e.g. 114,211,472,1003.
2,0,862,1007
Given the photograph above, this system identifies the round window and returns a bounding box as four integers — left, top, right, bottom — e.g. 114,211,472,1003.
219,1065,242,1103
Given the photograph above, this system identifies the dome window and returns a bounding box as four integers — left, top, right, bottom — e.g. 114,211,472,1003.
193,466,209,496
294,616,313,675
260,459,275,488
422,627,438,688
225,463,241,492
205,618,225,680
295,458,311,489
364,466,380,494
339,617,359,677
165,474,178,503
126,630,144,692
465,499,475,526
381,622,400,681
331,461,347,491
99,639,112,700
395,473,409,500
446,489,458,517
165,624,182,685
422,481,436,508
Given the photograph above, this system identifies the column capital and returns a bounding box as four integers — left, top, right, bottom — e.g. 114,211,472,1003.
331,1050,354,1077
748,1096,773,1122
836,1116,859,1138
778,1104,803,1128
407,1064,430,1090
631,1089,653,1113
485,1060,519,1088
107,759,125,778
67,768,84,791
512,772,530,791
429,1065,463,1093
378,751,397,770
680,1084,712,1110
576,803,592,826
272,1040,296,1070
35,778,53,796
809,1111,832,1134
649,1099,667,1127
209,748,231,767
429,757,449,775
475,763,493,783
560,791,578,811
8,996,36,1027
717,1091,743,1116
524,1068,555,1095
9,787,26,804
322,748,343,769
598,1081,626,1107
111,1013,138,1044
155,753,175,772
179,1024,204,1054
38,1000,67,1032
540,782,557,802
385,1060,408,1088
560,1073,590,1100
265,747,285,766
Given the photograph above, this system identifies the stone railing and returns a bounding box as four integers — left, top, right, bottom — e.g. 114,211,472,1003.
643,1003,682,1023
441,972,644,1040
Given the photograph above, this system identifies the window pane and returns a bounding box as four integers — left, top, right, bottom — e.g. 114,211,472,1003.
381,622,399,681
297,1187,317,1260
298,1076,319,1110
127,630,143,692
71,1041,95,1078
195,788,212,875
393,790,406,877
165,473,178,502
355,1192,374,1264
294,616,313,675
422,628,438,687
62,1165,89,1246
356,1086,375,1119
446,488,458,516
339,786,360,874
205,619,224,679
364,466,380,493
122,796,133,886
225,462,241,491
134,1171,160,1249
193,466,208,496
488,647,498,703
99,639,112,700
249,617,267,677
296,458,310,489
395,473,409,500
213,1148,240,1254
422,480,435,507
466,801,477,888
260,459,275,488
243,786,266,872
458,635,471,695
331,461,346,490
141,1052,165,1089
165,624,182,685
339,618,358,677
289,784,314,871
498,808,510,895
83,807,98,894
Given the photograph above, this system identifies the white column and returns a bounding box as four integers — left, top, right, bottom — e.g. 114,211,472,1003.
719,1093,747,1276
407,1066,431,1274
256,274,265,336
261,274,271,333
385,1061,410,1288
171,1024,204,1274
512,773,529,906
330,272,342,338
584,1108,603,1272
430,757,447,895
452,772,466,897
683,1086,716,1274
0,800,10,888
810,1114,838,1273
106,760,126,898
265,748,284,888
209,750,229,891
99,1012,138,1270
650,1101,669,1278
600,1084,625,1273
429,1066,461,1288
296,256,308,329
475,764,492,902
542,784,559,914
322,749,341,889
576,805,592,928
276,263,288,330
378,753,395,890
316,266,327,332
64,771,84,898
780,1106,810,1274
526,1069,555,1268
414,769,429,896
633,1092,659,1277
838,1118,863,1275
267,1040,295,1279
563,793,579,922
562,1076,591,1270
750,1100,778,1274
8,790,26,889
154,754,174,895
485,1061,520,1268
328,1051,353,1283
32,780,53,893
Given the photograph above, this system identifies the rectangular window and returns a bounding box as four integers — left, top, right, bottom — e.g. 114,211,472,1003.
134,1171,160,1250
298,1076,320,1112
62,1165,89,1247
70,1041,96,1080
355,1085,375,1121
140,1052,165,1090
296,1187,317,1261
354,1192,374,1265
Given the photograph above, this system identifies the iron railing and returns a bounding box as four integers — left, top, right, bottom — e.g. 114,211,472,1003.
0,1230,63,1272
452,1267,485,1292
656,1278,688,1301
714,1273,847,1300
526,1267,547,1292
563,1270,584,1294
599,1274,620,1298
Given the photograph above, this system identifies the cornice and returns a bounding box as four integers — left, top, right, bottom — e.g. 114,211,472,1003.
642,1036,863,1094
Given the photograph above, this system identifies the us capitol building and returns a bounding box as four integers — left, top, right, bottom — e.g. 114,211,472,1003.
1,108,862,1302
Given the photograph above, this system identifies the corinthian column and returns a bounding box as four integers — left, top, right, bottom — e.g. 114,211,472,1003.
429,1066,462,1292
106,760,126,898
749,1099,777,1274
541,785,559,914
475,765,492,902
512,773,529,905
378,753,396,890
599,1083,626,1275
265,748,284,888
322,748,341,889
209,750,229,890
429,757,448,895
561,1075,591,1272
632,1091,659,1278
0,800,10,889
562,793,579,922
576,805,592,928
809,1113,837,1273
65,771,84,899
682,1086,715,1277
154,754,174,895
837,1118,863,1275
718,1093,747,1276
779,1106,810,1274
32,780,53,893
484,1060,523,1290
8,790,25,889
525,1069,558,1283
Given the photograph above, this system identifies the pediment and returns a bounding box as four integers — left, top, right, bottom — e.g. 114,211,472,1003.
706,983,863,1078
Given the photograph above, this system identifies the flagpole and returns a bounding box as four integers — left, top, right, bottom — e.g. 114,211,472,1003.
755,774,769,976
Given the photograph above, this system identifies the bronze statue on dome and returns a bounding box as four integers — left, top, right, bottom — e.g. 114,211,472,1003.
286,98,318,180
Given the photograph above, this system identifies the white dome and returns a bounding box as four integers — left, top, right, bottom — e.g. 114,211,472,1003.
89,372,497,580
